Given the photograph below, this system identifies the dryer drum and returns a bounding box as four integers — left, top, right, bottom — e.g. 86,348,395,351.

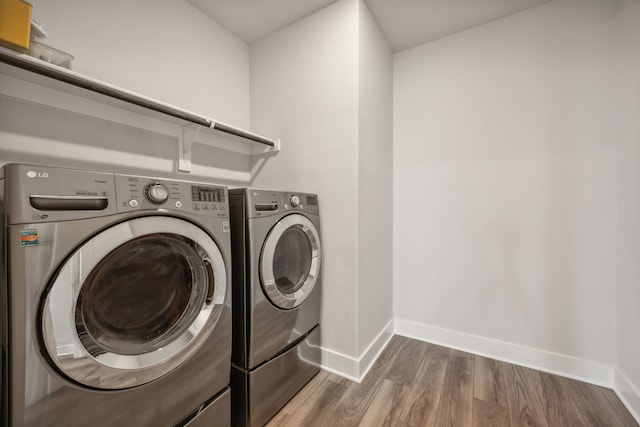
272,225,312,294
40,216,227,389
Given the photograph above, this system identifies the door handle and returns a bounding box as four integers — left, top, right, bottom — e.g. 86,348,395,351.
204,259,215,304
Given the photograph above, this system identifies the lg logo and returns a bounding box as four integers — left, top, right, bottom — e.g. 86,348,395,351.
26,171,49,178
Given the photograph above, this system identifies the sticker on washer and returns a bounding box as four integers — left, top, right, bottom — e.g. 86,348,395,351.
20,229,39,245
223,221,230,233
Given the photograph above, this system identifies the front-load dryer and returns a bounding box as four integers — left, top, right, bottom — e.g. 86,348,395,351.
229,188,321,427
1,164,232,426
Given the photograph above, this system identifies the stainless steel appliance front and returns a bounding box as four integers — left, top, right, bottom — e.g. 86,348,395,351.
1,164,232,426
229,188,322,427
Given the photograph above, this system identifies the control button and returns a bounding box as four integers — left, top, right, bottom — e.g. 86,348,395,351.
175,201,182,208
284,204,289,209
290,195,300,207
128,199,139,208
145,183,169,204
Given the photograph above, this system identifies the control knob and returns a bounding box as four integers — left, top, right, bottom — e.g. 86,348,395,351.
290,195,300,207
145,183,169,204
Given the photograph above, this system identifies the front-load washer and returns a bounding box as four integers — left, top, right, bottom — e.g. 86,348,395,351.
229,188,322,427
1,164,232,427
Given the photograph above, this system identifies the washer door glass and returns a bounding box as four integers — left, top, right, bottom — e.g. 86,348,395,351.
41,216,227,390
78,235,205,356
260,214,321,309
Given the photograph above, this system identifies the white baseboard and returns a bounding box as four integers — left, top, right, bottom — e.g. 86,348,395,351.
319,318,637,420
320,347,360,382
394,318,614,388
357,319,395,381
320,319,394,383
614,368,640,424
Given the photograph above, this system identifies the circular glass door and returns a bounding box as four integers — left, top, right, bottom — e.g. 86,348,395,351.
260,214,321,309
41,216,227,390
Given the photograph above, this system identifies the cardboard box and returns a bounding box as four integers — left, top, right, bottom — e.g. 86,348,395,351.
0,0,32,52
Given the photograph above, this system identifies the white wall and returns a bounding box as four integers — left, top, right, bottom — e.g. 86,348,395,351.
250,0,394,378
356,2,394,364
393,0,619,384
616,0,640,420
1,0,251,184
250,0,361,361
29,0,249,126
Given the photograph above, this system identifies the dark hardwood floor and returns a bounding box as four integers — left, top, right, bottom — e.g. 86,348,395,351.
266,335,638,427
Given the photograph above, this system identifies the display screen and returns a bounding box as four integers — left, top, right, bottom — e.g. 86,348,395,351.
191,186,225,203
305,195,318,206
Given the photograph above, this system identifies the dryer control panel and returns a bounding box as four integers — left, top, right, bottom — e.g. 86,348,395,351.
232,188,320,219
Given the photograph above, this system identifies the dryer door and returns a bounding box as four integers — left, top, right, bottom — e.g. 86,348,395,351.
260,213,321,309
41,216,227,390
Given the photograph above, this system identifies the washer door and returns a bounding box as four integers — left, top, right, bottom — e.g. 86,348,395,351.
41,216,227,390
260,214,321,309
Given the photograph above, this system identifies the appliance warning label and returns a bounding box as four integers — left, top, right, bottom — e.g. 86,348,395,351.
20,229,39,246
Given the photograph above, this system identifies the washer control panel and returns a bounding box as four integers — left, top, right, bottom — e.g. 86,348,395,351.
145,183,170,204
289,194,300,207
115,174,228,218
5,164,118,224
3,164,230,224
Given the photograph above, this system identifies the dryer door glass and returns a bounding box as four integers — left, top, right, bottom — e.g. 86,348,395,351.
41,216,227,390
272,227,312,294
260,214,321,309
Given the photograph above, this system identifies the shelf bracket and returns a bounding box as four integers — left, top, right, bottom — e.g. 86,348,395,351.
178,124,202,172
251,138,281,156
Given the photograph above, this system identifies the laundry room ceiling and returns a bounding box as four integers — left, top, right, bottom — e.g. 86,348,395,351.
187,0,339,45
188,0,553,52
364,0,553,51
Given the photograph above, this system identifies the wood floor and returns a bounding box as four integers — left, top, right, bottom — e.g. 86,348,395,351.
266,336,638,427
